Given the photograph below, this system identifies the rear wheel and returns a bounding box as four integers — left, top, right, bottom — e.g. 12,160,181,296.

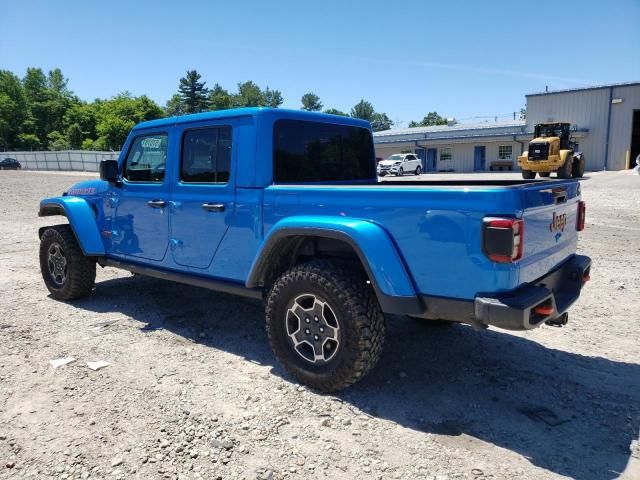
39,225,96,300
539,172,551,177
572,156,585,178
265,260,385,391
521,169,536,179
557,155,573,178
415,165,422,175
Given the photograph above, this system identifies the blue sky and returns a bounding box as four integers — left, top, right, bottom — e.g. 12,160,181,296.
2,0,639,127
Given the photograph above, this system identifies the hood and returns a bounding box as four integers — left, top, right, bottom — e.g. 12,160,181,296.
65,179,109,197
378,160,401,166
531,136,558,144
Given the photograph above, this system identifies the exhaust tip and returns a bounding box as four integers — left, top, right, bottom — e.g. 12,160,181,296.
545,312,569,327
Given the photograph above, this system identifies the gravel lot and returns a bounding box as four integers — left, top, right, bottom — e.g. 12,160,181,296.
0,170,638,480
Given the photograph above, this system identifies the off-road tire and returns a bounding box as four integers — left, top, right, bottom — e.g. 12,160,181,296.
572,156,585,178
415,165,422,175
557,156,573,179
39,225,96,301
265,260,385,392
539,172,551,178
521,169,536,179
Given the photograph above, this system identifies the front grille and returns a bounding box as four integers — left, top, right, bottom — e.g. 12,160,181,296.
529,143,549,160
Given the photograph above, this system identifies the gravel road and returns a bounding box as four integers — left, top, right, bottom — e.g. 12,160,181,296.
0,170,638,480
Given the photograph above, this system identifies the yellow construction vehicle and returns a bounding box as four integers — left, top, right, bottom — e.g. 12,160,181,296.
518,122,585,179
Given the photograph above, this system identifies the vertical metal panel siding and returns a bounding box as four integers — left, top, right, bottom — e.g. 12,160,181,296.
608,85,640,169
526,89,611,170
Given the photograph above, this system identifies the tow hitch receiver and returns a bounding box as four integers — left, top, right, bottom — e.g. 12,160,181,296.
545,312,569,327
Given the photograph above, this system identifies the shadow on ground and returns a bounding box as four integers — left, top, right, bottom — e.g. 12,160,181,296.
71,274,639,480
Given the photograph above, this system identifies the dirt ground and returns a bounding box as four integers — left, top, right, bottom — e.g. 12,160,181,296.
0,170,638,480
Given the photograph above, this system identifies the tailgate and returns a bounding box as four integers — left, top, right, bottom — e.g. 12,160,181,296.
519,180,581,285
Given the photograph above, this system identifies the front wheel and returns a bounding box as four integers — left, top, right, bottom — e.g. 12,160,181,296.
572,156,585,178
521,169,536,179
265,260,385,391
557,156,573,178
396,167,404,176
39,225,96,300
415,165,422,175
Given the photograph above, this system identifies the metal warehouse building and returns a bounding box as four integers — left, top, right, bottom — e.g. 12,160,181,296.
374,81,640,172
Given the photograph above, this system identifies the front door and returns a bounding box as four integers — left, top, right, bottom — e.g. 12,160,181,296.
170,125,235,269
474,146,486,171
111,132,170,261
426,148,437,172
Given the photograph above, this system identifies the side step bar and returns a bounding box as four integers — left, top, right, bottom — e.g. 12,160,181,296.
98,258,263,300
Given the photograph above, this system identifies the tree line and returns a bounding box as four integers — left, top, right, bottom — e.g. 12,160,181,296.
0,67,449,151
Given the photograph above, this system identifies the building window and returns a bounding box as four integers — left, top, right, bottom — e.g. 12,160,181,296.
440,148,453,161
498,145,513,160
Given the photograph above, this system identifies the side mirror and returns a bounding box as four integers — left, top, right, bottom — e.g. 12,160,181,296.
100,159,120,183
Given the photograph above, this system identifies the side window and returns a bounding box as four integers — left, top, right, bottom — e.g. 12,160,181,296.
181,126,232,183
123,134,168,183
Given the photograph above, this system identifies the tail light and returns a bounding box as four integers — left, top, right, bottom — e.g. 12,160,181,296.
577,201,586,231
482,217,524,263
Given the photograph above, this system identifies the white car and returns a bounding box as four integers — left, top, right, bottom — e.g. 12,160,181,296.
377,154,422,176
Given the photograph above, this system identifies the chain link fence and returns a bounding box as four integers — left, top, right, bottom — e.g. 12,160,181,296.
1,151,120,172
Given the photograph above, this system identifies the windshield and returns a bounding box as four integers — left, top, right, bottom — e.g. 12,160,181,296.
536,125,565,138
386,154,404,161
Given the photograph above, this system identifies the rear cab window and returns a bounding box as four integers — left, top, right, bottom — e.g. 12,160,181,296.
180,126,232,183
273,119,375,183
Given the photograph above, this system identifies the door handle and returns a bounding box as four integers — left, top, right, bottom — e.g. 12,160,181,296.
147,199,166,208
201,203,225,212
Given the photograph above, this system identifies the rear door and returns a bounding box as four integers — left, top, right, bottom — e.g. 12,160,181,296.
519,180,582,283
170,124,235,269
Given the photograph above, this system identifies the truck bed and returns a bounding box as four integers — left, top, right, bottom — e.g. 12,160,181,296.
262,179,581,300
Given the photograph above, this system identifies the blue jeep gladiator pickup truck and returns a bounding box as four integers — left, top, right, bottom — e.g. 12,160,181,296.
38,108,591,391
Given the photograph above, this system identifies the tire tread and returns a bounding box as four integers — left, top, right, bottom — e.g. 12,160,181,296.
265,260,385,391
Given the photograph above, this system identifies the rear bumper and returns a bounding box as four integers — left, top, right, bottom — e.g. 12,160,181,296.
475,254,591,330
414,255,591,331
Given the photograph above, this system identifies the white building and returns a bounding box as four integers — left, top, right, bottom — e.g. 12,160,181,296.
373,81,640,172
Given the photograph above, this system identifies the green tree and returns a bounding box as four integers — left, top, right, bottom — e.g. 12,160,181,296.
519,107,526,120
323,108,348,117
209,84,232,110
301,93,323,111
178,70,210,113
93,92,163,150
17,133,41,150
20,67,75,148
264,87,283,108
409,111,448,128
164,94,184,116
47,130,70,150
233,81,265,107
63,102,97,140
0,70,29,150
371,112,393,132
350,100,376,121
66,123,83,149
